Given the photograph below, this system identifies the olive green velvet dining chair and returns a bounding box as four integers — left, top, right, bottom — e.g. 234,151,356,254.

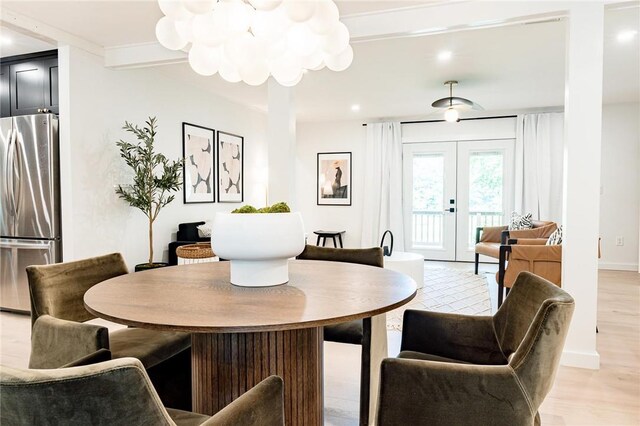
376,271,575,426
296,244,384,426
0,357,284,426
26,253,192,410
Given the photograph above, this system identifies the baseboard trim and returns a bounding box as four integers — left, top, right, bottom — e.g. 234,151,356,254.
598,262,639,272
560,349,600,369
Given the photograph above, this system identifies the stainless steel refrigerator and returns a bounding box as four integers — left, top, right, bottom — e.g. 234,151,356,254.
1,114,61,313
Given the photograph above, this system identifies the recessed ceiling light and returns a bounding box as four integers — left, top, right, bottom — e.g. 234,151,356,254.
0,36,12,45
437,50,452,61
617,30,638,43
351,104,360,112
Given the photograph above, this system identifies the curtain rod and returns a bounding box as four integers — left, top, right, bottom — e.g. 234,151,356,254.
361,114,517,127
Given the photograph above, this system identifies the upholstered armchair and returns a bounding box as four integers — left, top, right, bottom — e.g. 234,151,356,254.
376,272,574,426
0,358,284,426
474,220,556,274
497,241,562,306
26,253,192,410
296,244,384,426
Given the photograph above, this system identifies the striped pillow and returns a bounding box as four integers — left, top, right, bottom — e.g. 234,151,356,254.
546,226,563,245
509,212,533,231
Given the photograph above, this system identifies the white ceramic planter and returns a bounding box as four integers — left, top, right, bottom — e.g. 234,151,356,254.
211,212,306,287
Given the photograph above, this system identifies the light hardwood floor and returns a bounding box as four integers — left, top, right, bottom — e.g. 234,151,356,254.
1,263,638,425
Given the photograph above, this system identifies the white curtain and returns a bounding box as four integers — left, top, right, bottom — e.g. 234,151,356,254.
361,122,405,250
514,113,564,223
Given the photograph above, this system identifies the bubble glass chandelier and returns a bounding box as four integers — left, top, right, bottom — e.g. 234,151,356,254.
156,0,354,86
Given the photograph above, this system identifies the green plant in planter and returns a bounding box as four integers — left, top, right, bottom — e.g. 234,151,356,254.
115,117,182,266
232,202,290,213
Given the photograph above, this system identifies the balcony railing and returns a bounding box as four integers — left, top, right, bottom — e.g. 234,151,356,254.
411,210,504,248
468,212,504,247
412,211,444,246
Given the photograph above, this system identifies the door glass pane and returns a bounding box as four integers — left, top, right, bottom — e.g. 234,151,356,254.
468,151,504,248
412,154,444,247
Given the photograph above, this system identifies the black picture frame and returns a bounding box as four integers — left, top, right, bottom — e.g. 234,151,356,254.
182,122,215,204
216,130,244,203
317,152,352,206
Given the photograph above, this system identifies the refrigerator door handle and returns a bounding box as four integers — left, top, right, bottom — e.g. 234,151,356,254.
0,239,55,250
6,128,17,218
12,129,22,217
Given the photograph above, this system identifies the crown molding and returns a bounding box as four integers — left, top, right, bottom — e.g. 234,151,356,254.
104,42,186,69
0,7,103,57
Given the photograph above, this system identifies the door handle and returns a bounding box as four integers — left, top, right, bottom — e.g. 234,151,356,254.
0,239,52,250
13,131,22,216
444,208,455,213
6,128,17,217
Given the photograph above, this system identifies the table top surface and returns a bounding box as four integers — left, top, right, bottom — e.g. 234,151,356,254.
313,230,345,235
84,260,416,333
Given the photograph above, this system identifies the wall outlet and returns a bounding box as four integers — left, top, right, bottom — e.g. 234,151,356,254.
616,236,624,246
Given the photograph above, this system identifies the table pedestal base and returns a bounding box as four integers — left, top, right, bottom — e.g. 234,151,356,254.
192,328,324,426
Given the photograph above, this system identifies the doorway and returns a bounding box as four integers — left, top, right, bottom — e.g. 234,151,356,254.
403,139,514,261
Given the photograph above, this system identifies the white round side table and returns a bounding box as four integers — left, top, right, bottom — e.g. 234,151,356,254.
383,251,425,289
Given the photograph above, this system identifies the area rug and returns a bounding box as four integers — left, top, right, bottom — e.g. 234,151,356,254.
386,267,492,331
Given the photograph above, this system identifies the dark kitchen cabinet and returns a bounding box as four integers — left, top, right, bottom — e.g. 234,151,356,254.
43,58,59,114
0,51,58,117
9,60,45,116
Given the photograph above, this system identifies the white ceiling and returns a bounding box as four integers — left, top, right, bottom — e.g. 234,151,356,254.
0,27,56,57
1,1,638,122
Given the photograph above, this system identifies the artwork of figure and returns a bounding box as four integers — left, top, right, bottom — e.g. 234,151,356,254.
318,153,351,205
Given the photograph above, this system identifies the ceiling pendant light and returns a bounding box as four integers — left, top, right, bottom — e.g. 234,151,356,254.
431,80,483,122
155,0,354,87
444,107,459,123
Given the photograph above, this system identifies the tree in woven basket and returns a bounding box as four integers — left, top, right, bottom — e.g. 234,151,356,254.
115,117,182,266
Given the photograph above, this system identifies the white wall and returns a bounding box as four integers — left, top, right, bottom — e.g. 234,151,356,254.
599,102,640,271
296,118,519,250
58,46,268,269
295,120,366,248
297,107,640,271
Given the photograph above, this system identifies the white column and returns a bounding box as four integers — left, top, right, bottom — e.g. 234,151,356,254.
267,78,296,209
57,45,75,261
560,2,604,370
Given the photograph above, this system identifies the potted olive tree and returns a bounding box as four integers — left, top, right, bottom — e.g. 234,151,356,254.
115,117,182,272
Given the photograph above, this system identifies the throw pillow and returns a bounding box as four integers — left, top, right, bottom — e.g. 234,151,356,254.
546,225,563,245
509,212,533,231
197,221,213,238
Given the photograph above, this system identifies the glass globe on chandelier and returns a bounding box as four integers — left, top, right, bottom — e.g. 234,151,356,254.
155,0,354,87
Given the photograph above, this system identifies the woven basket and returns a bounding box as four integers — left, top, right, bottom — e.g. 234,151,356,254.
176,243,215,261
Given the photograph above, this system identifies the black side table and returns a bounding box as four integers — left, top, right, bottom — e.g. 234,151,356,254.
314,230,346,248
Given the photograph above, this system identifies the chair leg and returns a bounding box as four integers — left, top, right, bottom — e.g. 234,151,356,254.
316,235,321,246
497,246,508,309
474,253,479,274
359,318,372,426
146,347,192,411
332,236,338,247
338,233,344,248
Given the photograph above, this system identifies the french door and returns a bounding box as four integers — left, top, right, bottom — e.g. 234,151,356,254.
403,139,514,261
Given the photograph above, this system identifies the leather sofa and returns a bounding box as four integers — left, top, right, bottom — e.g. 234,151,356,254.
168,221,210,266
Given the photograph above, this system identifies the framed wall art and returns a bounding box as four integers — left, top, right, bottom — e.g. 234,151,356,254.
182,123,215,204
217,131,244,203
317,152,352,206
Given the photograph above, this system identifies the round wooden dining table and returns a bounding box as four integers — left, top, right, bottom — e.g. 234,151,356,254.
84,259,416,426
